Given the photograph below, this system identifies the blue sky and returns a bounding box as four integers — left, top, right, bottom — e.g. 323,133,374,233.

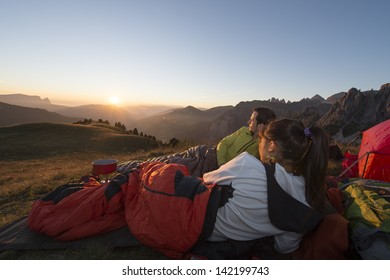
0,0,389,108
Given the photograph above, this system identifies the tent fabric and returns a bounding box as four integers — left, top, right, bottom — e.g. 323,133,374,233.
341,152,359,178
358,119,390,182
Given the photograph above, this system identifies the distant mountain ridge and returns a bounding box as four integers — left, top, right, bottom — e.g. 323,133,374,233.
0,102,79,126
134,105,233,143
1,83,389,143
55,104,136,127
0,93,67,111
0,93,179,124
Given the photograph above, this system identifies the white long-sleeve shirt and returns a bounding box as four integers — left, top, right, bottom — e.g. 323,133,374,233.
202,152,309,254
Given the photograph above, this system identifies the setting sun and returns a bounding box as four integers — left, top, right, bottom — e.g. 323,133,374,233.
109,96,120,105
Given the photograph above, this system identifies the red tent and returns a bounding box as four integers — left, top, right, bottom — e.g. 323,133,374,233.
358,119,390,182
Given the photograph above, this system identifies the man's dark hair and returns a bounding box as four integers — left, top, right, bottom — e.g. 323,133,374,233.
254,107,276,125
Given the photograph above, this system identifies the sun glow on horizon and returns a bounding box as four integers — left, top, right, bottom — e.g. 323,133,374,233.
109,96,121,105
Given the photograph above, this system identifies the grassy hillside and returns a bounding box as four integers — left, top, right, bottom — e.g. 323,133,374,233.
0,122,159,159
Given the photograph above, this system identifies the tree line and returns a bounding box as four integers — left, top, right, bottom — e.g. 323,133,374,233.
73,118,179,147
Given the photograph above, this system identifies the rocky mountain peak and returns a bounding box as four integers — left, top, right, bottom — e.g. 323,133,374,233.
268,97,286,103
317,83,390,142
311,94,325,102
380,83,390,91
347,87,360,95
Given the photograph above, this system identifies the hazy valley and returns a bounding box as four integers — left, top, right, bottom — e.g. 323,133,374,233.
1,82,389,144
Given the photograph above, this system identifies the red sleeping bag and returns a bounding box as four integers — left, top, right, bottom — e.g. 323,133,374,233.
28,175,127,240
124,162,215,258
28,162,215,258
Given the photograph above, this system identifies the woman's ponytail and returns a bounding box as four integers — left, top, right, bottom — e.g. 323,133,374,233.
302,127,329,212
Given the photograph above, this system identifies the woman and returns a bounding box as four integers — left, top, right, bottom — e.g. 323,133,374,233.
203,119,329,254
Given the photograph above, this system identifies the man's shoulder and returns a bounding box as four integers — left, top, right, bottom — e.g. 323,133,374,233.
235,126,250,134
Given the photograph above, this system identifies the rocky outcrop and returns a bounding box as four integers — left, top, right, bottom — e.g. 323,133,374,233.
317,83,390,142
209,83,389,143
325,92,346,104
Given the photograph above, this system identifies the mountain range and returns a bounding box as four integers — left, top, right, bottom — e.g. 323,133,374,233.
210,83,389,143
1,83,389,144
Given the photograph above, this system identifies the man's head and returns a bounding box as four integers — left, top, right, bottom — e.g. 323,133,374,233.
248,107,276,134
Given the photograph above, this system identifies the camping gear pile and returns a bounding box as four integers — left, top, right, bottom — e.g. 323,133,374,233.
337,119,390,259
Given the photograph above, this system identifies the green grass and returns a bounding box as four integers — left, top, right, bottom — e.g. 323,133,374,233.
0,122,159,159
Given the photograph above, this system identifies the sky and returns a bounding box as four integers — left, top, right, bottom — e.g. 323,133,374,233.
0,0,389,108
